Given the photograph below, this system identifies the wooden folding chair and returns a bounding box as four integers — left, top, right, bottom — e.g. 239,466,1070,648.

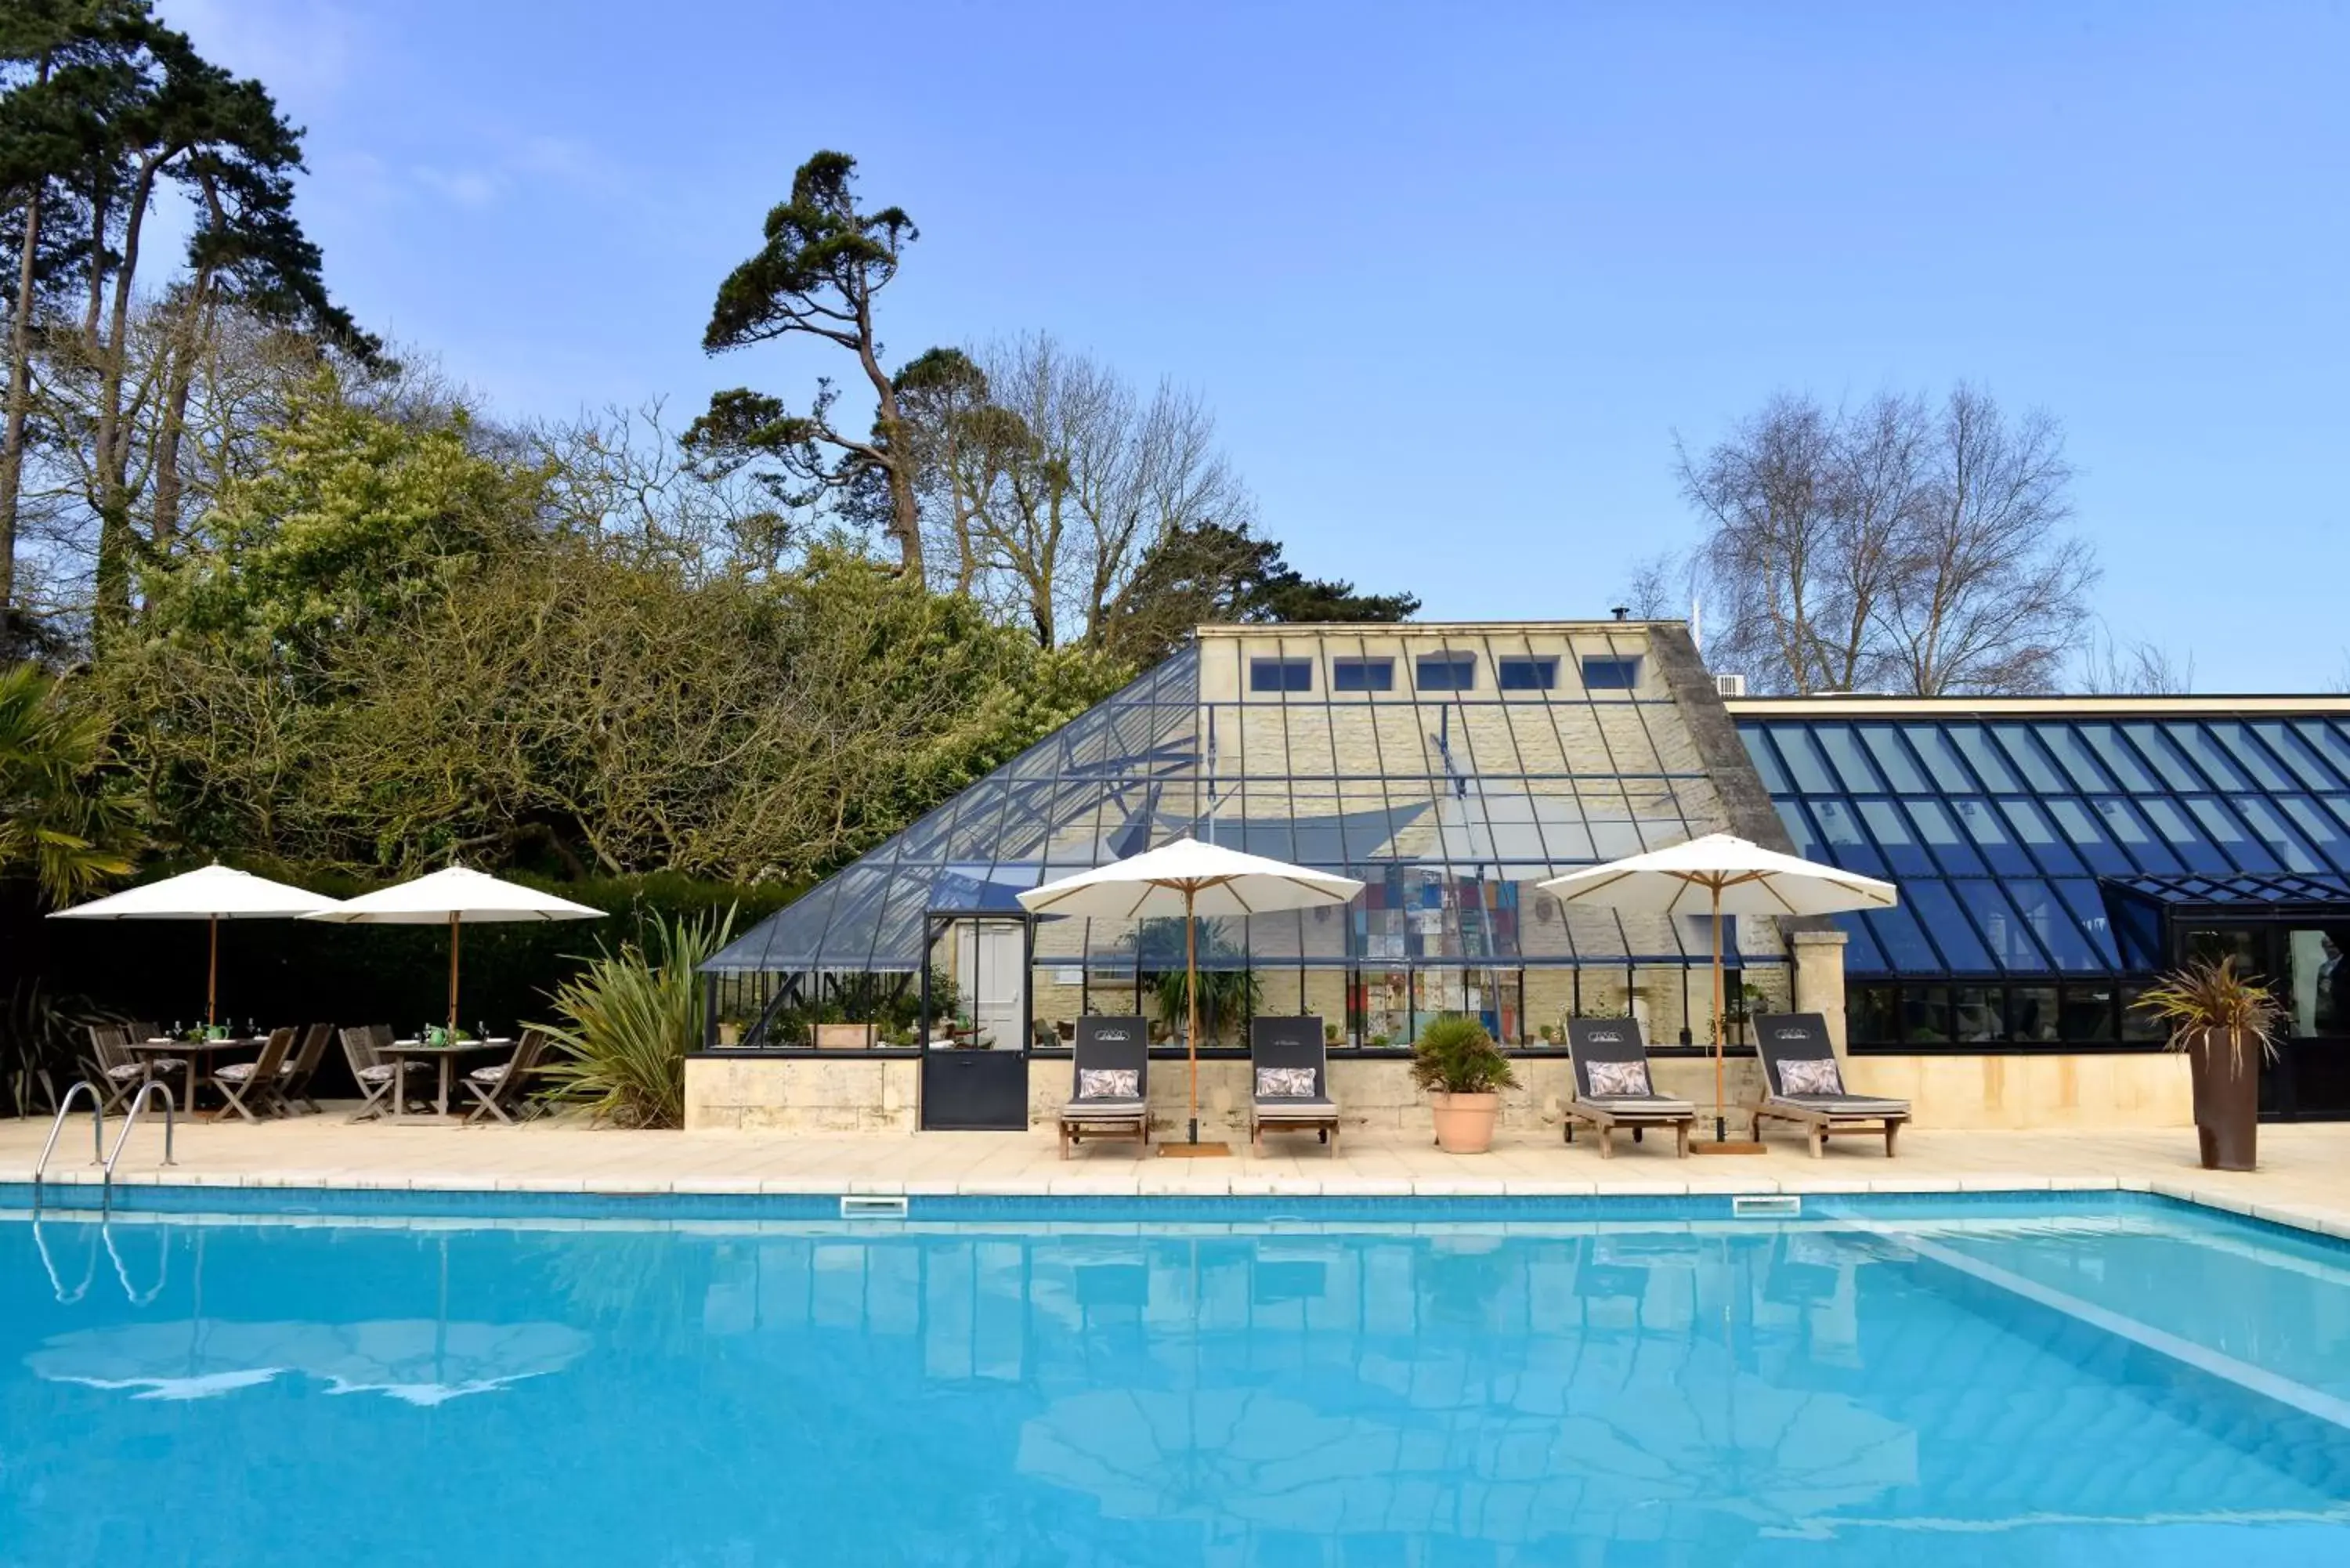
85,1024,183,1115
461,1029,548,1125
278,1022,334,1114
213,1027,297,1122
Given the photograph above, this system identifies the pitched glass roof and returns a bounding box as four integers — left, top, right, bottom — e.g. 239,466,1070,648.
710,627,1759,972
1737,713,2350,977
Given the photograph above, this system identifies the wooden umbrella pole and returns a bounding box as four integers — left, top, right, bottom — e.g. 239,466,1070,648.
1186,886,1200,1146
447,911,461,1035
207,913,219,1027
1712,883,1726,1143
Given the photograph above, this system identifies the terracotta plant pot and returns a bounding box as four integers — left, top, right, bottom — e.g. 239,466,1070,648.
2186,1027,2261,1171
1430,1091,1502,1154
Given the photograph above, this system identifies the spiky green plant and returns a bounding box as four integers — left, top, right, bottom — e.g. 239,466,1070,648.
537,908,736,1128
1151,966,1260,1045
1410,1013,1518,1096
0,663,136,905
2133,956,2282,1077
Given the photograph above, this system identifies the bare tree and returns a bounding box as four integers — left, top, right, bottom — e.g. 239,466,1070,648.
1879,385,2093,694
897,333,1253,649
1617,551,1682,620
1682,384,2094,695
2081,630,2196,695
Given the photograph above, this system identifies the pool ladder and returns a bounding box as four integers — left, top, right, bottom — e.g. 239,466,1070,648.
32,1079,175,1216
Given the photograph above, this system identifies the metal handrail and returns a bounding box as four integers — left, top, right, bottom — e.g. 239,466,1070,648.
102,1082,175,1213
32,1081,105,1212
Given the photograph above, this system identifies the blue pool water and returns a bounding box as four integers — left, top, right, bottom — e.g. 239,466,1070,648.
3,1193,2348,1566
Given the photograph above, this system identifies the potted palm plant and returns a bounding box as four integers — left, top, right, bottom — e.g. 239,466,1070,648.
1411,1013,1518,1154
2133,956,2280,1172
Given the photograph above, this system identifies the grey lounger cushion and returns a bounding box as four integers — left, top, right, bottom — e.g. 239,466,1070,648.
1062,1096,1147,1119
1578,1093,1697,1116
1254,1095,1339,1120
1769,1093,1911,1116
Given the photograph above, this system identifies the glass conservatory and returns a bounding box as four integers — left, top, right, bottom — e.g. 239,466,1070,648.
705,623,1795,1079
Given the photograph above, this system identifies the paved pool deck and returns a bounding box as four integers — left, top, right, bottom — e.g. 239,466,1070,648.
9,1109,2350,1237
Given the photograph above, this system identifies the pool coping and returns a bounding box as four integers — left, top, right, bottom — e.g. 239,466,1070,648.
16,1168,2350,1245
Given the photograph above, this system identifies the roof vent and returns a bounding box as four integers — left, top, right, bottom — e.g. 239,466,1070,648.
1715,673,1748,698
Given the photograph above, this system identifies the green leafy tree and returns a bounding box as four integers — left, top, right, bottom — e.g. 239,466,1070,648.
1099,519,1419,666
689,150,927,583
0,660,133,902
145,368,545,658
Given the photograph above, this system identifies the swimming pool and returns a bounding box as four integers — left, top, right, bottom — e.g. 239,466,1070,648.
4,1191,2346,1565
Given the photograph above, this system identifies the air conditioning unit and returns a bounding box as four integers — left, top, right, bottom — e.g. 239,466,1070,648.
1715,673,1748,698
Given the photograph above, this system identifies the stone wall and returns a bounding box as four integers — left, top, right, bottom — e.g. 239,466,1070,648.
685,1056,919,1133
1840,1053,2191,1129
685,1045,2190,1136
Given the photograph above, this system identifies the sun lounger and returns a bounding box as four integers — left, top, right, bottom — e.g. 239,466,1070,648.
1563,1018,1696,1158
1058,1016,1150,1159
1248,1016,1341,1154
1751,1012,1909,1157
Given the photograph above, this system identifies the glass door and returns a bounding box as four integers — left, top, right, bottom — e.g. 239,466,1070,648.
920,912,1032,1131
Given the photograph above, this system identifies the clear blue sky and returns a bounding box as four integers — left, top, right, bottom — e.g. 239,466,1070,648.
168,0,2348,691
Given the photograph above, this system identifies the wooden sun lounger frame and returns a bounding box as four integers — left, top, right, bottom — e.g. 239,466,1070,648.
1058,1016,1151,1159
1563,1017,1695,1158
1749,1012,1910,1158
1248,1017,1341,1154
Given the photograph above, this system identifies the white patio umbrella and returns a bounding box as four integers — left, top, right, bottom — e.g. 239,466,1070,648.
47,863,344,1026
1539,833,1896,1147
1018,837,1361,1151
303,866,602,1034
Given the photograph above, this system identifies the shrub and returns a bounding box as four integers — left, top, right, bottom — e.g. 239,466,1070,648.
2134,956,2282,1075
537,908,736,1128
1409,1013,1518,1096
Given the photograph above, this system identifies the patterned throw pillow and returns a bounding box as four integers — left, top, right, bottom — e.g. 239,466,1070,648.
1077,1068,1139,1100
1585,1060,1651,1097
1256,1066,1317,1099
1779,1057,1845,1096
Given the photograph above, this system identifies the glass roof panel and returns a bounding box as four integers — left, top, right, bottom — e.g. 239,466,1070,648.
1904,797,1986,876
2089,796,2183,876
2204,721,2296,793
1952,879,2056,970
1741,708,2350,985
2118,722,2207,791
2040,725,2119,793
1857,725,1932,793
2171,723,2255,791
2001,797,2087,876
1903,880,1996,972
1988,724,2068,793
1948,726,2021,792
1858,798,1936,877
1952,797,2034,876
1814,724,1886,793
2252,721,2347,791
1909,726,1984,793
2184,796,2280,873
2073,723,2160,792
1739,725,1794,794
1773,726,1841,794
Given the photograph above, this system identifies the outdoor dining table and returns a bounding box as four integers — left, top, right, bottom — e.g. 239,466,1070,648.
381,1039,512,1122
128,1037,263,1118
